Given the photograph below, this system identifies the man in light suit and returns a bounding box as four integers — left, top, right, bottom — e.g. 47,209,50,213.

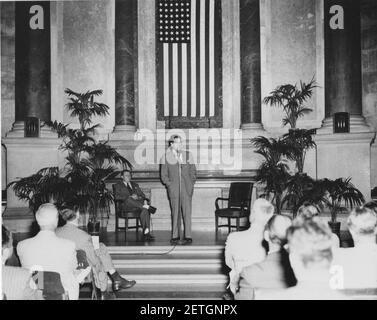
113,170,154,241
161,135,197,245
2,225,39,300
332,206,377,289
17,203,80,300
56,205,136,299
224,198,274,296
235,215,296,300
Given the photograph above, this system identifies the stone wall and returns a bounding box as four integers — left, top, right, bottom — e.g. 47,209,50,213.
261,0,322,132
361,0,377,190
60,0,115,134
1,2,15,137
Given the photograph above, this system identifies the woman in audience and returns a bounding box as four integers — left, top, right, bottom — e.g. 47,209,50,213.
2,225,39,300
295,203,340,248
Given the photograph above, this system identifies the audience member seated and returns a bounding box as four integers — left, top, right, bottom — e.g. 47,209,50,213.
296,204,340,248
235,214,296,300
332,206,377,289
56,205,136,300
2,225,39,300
224,198,274,296
16,203,81,300
256,217,345,300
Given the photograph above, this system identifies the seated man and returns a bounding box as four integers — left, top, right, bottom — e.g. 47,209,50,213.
113,169,154,241
224,198,274,296
256,217,345,300
296,204,340,248
235,215,296,300
56,205,136,299
16,203,81,300
332,206,377,289
2,225,39,300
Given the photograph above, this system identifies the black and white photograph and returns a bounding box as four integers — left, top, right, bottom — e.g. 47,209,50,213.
1,0,377,309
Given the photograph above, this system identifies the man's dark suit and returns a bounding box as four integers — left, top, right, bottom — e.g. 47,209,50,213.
113,180,150,231
161,148,196,239
235,250,296,300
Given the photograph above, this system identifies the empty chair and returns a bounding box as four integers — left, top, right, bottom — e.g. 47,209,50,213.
215,182,254,234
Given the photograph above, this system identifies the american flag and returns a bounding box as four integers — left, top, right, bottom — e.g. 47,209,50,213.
157,0,222,119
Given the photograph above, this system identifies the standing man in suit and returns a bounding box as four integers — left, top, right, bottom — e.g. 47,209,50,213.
17,203,81,300
113,170,154,241
161,135,197,245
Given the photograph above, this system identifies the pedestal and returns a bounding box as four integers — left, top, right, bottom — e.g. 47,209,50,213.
315,117,375,200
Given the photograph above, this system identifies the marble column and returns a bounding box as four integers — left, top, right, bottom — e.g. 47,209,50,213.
315,0,374,200
137,0,156,131
15,1,50,123
222,0,241,129
240,0,263,130
7,1,54,138
321,0,368,132
113,0,137,136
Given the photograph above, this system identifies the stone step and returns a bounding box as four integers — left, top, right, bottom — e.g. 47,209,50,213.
80,283,225,300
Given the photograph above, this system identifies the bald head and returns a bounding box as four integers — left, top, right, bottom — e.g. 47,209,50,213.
35,203,59,230
265,214,292,247
250,198,274,225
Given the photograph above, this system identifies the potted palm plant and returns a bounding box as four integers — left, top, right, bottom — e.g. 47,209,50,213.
316,178,364,236
251,136,294,214
8,88,132,234
263,77,317,129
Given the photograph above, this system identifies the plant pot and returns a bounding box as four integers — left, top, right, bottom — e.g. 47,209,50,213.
328,221,341,237
87,220,100,236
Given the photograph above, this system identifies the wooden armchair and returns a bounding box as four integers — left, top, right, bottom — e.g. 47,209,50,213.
76,249,97,300
215,182,254,234
31,271,68,300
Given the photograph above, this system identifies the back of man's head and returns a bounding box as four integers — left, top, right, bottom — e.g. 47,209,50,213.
363,201,377,215
296,204,320,221
35,203,59,230
265,214,292,247
250,198,274,225
59,204,79,223
347,206,377,241
287,217,333,274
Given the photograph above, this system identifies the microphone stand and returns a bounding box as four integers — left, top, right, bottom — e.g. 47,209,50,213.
177,155,182,242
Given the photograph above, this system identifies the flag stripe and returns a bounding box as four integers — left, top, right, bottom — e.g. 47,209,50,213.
181,43,187,117
172,43,178,116
196,0,201,117
199,0,205,117
205,0,210,118
168,44,173,117
209,0,215,117
178,44,183,117
187,42,191,118
163,43,169,116
190,0,196,117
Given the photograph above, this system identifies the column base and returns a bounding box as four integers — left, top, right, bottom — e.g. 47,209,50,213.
317,115,372,135
5,121,58,138
110,125,137,140
314,115,375,201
